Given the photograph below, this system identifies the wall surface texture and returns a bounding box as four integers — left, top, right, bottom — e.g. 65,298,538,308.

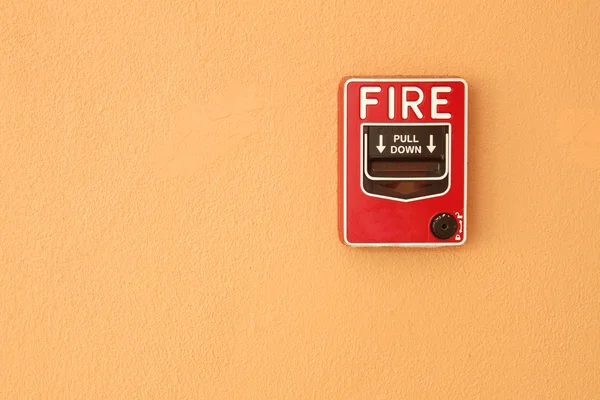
2,0,600,398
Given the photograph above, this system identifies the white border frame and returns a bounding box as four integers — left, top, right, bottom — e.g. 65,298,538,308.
343,78,468,247
361,129,451,201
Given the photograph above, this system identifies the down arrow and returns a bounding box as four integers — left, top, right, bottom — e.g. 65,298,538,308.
376,135,386,153
427,135,436,153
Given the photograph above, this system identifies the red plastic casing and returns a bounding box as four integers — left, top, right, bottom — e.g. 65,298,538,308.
339,77,468,247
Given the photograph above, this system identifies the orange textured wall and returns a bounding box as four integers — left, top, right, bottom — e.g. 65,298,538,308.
1,0,600,398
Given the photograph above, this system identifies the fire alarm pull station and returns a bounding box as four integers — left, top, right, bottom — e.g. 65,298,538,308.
339,78,468,246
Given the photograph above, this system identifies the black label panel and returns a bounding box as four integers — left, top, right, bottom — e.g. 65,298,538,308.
365,125,448,159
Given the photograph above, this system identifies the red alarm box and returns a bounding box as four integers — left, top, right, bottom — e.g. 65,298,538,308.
339,78,468,247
